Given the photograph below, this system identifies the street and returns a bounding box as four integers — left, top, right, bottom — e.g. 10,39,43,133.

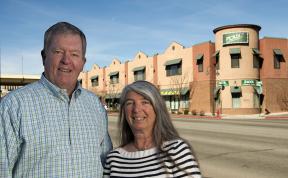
108,116,288,178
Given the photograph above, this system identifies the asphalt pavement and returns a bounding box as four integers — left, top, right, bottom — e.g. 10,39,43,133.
107,114,288,178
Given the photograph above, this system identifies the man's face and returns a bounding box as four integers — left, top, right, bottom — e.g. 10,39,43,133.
43,33,86,94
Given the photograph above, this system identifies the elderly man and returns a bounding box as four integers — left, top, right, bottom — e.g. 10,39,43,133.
0,22,112,177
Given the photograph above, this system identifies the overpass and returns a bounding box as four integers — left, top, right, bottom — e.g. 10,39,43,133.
1,74,40,85
0,74,41,97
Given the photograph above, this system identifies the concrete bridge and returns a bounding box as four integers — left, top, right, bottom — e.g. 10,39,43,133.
0,74,40,97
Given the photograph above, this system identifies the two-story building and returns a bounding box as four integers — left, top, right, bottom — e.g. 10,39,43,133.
79,24,288,115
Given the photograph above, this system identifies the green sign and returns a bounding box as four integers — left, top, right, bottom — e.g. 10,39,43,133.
242,80,256,86
218,80,229,86
223,32,249,45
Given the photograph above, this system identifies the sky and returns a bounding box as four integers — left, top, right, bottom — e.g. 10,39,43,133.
1,0,287,75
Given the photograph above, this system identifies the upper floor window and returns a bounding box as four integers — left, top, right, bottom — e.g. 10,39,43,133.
213,50,220,70
91,76,99,87
274,55,281,69
133,66,146,81
252,48,262,69
109,71,119,84
164,58,182,76
230,48,241,68
273,49,285,69
195,54,204,72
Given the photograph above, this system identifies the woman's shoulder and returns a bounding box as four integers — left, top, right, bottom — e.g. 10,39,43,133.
106,147,158,159
162,139,191,152
163,139,188,147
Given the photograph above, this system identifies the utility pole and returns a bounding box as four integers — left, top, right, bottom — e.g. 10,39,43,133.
21,55,24,85
22,56,23,75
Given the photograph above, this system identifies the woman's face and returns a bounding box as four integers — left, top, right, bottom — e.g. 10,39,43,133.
124,91,156,136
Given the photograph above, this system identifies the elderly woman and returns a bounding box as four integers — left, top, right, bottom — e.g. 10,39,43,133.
104,81,202,177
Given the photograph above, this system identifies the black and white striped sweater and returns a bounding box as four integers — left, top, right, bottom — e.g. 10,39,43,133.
103,139,202,178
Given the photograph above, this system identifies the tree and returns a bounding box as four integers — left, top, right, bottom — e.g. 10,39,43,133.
169,71,191,112
105,81,121,111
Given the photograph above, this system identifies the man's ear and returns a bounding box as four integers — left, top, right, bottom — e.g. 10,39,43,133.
41,49,46,65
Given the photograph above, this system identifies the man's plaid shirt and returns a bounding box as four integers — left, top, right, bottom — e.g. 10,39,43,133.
0,74,112,177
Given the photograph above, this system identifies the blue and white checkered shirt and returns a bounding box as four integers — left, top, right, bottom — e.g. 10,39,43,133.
0,74,113,177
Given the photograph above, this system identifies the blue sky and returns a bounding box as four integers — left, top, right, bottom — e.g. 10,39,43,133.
1,0,287,75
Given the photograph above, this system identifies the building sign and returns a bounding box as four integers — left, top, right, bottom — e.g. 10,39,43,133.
223,32,249,46
242,80,256,86
218,80,229,86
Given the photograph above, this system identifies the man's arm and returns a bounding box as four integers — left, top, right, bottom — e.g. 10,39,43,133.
0,99,22,178
100,112,113,166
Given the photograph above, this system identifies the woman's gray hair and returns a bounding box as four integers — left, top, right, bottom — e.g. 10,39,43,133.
42,22,87,60
118,80,180,148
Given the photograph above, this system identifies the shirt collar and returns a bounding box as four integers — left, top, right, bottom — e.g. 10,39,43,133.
39,73,82,100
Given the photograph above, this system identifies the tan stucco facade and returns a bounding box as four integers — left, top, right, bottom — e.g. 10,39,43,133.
213,24,262,114
79,24,288,115
157,42,193,90
127,51,154,84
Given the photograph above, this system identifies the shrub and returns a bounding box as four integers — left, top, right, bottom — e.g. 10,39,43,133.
184,109,189,115
200,110,205,116
192,109,197,115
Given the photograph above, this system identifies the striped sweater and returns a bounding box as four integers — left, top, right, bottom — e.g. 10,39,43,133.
103,139,202,178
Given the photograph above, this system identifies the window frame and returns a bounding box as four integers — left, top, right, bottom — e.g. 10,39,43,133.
197,59,204,72
134,69,146,81
231,54,240,68
110,74,119,84
274,55,281,69
91,77,99,87
253,55,260,69
215,55,220,70
165,63,182,76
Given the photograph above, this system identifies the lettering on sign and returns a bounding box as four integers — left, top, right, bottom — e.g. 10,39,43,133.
223,32,249,45
218,80,229,86
242,80,256,86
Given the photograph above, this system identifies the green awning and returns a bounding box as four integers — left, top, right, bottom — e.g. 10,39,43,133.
132,66,146,72
195,54,204,60
160,87,189,96
164,58,182,66
90,75,98,80
252,48,261,55
105,93,121,99
212,50,220,57
229,48,241,55
273,49,283,56
108,71,119,76
230,86,241,93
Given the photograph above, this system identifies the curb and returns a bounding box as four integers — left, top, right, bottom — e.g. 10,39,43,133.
264,116,288,120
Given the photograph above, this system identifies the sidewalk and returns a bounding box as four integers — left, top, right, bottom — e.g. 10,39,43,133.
108,112,288,120
263,112,288,119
